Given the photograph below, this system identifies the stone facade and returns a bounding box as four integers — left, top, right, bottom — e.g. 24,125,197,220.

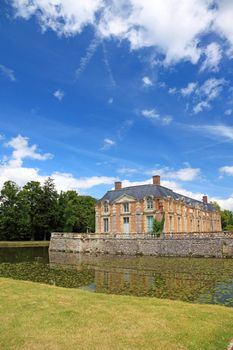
95,175,222,235
50,232,233,258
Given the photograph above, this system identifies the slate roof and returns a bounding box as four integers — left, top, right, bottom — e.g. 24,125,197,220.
99,184,216,212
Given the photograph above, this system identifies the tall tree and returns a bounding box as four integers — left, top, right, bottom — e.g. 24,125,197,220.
19,181,44,240
39,178,59,240
0,181,20,240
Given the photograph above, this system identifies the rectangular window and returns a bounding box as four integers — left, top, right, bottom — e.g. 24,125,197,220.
123,202,129,213
178,217,181,232
104,202,109,213
147,216,154,232
147,198,153,209
169,216,173,232
103,218,109,233
123,217,130,234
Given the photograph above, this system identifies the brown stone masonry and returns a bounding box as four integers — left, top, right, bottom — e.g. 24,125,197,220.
50,232,233,258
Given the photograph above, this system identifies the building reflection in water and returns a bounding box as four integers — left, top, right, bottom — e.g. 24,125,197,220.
49,251,233,305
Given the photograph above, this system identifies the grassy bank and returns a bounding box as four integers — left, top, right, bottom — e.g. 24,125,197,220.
0,241,49,247
0,278,233,350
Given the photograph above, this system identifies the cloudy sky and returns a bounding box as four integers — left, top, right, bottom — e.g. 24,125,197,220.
0,0,233,209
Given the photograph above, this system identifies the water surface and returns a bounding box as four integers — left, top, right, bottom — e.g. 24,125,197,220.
1,247,233,306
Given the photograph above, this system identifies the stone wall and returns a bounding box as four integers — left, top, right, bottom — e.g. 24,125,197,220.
49,232,233,258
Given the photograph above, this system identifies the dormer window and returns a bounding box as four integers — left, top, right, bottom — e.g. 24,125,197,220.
104,201,109,213
146,197,153,210
123,202,129,213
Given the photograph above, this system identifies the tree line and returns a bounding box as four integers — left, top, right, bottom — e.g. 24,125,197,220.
0,178,96,241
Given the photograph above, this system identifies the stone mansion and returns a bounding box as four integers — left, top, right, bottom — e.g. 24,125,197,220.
95,175,222,234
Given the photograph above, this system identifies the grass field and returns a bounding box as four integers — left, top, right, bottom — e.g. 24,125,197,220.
0,278,233,350
0,241,49,247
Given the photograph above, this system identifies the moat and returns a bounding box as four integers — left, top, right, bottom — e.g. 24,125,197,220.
1,246,233,306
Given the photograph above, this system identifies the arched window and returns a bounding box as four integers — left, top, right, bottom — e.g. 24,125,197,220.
104,201,109,213
146,197,153,209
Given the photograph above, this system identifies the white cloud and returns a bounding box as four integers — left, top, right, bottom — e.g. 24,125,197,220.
142,109,160,119
11,0,214,65
211,195,233,211
177,78,226,114
214,0,233,56
100,138,115,150
180,82,197,97
5,135,52,167
219,166,233,176
0,64,16,81
99,0,214,65
142,76,153,87
200,42,222,72
118,167,138,175
53,89,64,101
194,124,233,141
172,167,200,181
10,1,233,68
168,87,177,95
0,165,117,193
181,78,227,114
200,78,227,101
146,166,200,182
142,109,173,126
193,101,210,114
12,0,103,36
0,134,117,192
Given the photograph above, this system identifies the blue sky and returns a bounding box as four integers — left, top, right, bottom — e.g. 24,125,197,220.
0,0,233,209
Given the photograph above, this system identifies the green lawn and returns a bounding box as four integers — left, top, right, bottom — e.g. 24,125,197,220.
0,241,49,247
0,278,233,350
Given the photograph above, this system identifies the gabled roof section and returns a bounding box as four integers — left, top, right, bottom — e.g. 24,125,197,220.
99,184,216,212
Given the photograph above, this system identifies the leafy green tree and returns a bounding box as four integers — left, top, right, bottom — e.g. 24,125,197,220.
62,191,80,232
152,217,165,237
210,201,233,231
211,201,221,212
19,181,44,240
0,181,21,240
0,178,97,240
221,210,233,231
39,178,59,240
62,191,96,233
76,196,96,232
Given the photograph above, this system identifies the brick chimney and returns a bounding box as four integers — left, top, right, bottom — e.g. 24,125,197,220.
153,175,160,185
115,181,122,190
203,195,208,204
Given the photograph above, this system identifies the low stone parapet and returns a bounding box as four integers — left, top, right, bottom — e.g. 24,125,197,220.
49,232,233,258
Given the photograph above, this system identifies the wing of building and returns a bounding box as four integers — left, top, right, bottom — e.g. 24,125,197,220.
95,175,222,234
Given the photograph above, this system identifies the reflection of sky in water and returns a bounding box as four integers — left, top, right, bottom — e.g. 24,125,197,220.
80,283,96,292
196,280,233,307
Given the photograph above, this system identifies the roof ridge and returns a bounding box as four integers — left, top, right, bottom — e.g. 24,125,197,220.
107,183,173,192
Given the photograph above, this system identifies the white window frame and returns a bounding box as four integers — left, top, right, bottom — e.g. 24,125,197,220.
123,202,129,213
146,197,153,210
147,216,154,232
103,218,109,233
103,201,109,213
